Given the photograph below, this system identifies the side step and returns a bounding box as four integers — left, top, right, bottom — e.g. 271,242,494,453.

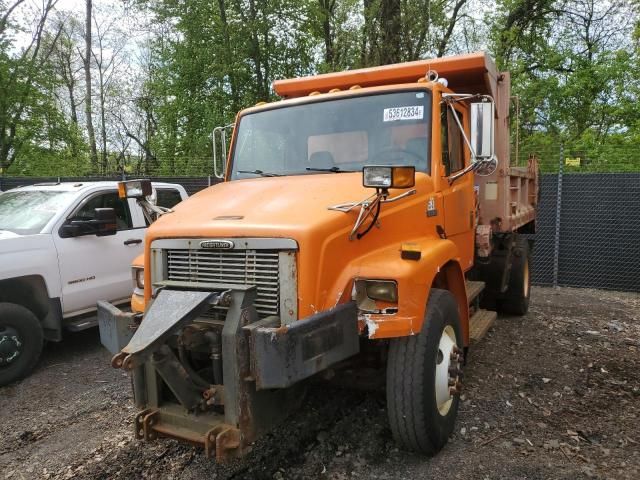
466,280,485,304
469,309,497,342
65,315,98,332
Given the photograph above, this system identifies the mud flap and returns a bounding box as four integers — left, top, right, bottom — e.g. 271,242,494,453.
247,302,359,389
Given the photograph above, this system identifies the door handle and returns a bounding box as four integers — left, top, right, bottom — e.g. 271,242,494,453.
124,238,142,246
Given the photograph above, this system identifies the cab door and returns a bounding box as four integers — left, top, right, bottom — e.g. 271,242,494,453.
53,189,145,315
440,104,475,271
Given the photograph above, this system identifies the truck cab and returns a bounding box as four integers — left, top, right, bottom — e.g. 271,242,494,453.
0,181,188,386
101,52,538,460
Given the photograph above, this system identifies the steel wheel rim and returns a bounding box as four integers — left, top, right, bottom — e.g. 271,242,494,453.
0,325,23,368
435,325,457,416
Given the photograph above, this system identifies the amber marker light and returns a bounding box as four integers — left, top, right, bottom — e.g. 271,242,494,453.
401,242,421,261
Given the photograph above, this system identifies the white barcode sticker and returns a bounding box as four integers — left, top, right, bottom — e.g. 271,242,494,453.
383,105,424,122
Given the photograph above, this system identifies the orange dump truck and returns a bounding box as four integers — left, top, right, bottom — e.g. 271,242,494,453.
98,51,538,460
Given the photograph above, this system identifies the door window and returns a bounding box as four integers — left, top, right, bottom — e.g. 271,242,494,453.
70,192,132,231
156,189,183,209
441,107,466,176
143,188,184,226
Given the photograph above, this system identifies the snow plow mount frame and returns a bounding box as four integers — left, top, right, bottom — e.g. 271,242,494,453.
102,283,359,461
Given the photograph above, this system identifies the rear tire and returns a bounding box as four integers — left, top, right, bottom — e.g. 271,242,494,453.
499,235,531,315
386,289,463,454
0,303,44,386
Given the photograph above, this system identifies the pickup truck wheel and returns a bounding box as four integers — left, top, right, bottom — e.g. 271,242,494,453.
0,303,44,386
386,289,463,454
499,236,531,316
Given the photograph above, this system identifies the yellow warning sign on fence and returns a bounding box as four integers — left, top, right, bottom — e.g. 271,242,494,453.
565,157,581,166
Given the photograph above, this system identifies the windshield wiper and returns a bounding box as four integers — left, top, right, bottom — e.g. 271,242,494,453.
305,167,356,173
237,169,282,177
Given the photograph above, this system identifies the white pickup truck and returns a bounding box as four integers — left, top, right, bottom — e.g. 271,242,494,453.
0,181,188,385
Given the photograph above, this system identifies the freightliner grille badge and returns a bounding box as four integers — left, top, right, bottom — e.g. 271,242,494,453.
200,239,235,249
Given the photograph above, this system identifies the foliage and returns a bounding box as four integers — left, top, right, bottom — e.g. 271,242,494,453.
0,0,638,176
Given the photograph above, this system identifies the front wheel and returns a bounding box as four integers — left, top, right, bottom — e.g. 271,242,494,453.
0,303,44,386
386,289,464,454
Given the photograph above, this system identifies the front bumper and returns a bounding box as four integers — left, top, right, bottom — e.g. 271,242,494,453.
98,287,359,388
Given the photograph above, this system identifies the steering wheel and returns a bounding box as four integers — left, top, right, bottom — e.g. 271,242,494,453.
368,146,424,166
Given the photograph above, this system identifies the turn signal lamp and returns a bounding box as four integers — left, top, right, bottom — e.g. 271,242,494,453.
363,166,415,189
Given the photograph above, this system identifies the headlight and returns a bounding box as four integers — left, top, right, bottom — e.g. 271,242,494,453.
365,280,398,302
363,166,415,189
354,279,399,313
118,179,152,199
132,267,144,290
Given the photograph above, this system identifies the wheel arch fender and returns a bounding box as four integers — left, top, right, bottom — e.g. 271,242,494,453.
429,260,469,346
330,237,468,340
0,276,63,341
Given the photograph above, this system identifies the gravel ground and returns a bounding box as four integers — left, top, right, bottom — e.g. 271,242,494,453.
1,286,638,480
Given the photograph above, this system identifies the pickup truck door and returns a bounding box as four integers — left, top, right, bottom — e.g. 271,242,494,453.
53,189,145,316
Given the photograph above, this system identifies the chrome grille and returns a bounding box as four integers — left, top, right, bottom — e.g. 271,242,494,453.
166,249,280,317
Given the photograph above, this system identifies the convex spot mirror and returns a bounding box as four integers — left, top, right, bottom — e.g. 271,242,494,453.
363,165,415,189
470,102,495,160
60,207,117,238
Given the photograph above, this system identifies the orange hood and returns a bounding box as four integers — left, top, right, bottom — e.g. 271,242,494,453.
146,172,437,319
148,173,372,239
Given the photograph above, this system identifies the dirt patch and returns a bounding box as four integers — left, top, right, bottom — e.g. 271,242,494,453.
1,287,638,479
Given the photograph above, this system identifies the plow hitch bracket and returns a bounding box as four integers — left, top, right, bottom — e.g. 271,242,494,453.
112,289,218,370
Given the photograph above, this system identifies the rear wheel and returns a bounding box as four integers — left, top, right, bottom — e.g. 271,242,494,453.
386,289,464,454
0,303,44,386
499,235,531,315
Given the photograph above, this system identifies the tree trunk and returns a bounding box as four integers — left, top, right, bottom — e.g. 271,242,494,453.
379,0,402,64
84,0,98,171
247,0,267,100
361,0,379,66
99,69,107,172
437,0,467,57
319,0,335,67
217,0,240,113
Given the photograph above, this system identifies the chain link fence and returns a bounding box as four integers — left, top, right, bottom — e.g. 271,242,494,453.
528,147,640,292
2,145,639,292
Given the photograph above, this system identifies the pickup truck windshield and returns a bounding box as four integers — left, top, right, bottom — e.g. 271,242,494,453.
230,90,431,179
0,190,76,235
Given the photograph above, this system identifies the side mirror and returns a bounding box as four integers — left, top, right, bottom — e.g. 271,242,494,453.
94,208,117,236
470,102,495,160
59,224,81,238
62,207,117,238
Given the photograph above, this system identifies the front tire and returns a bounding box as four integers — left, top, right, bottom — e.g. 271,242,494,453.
386,289,463,454
0,303,44,386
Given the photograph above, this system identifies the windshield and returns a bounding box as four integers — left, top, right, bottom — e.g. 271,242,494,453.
230,90,432,179
0,190,76,235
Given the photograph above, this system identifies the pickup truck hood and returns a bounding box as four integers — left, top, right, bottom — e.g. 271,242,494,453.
0,230,20,240
0,233,58,282
0,232,51,253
